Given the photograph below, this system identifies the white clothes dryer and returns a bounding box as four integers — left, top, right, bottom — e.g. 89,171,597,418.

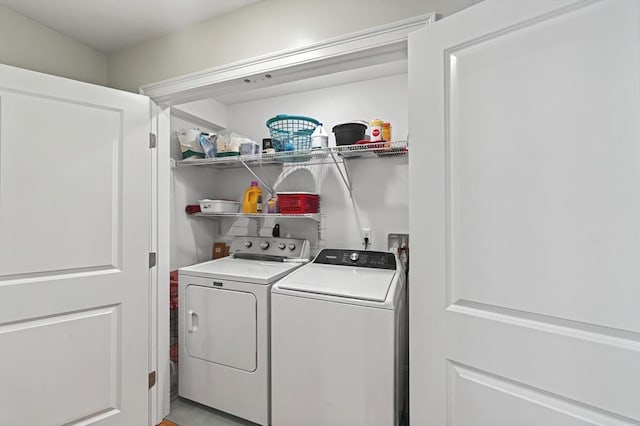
178,236,309,426
271,249,408,426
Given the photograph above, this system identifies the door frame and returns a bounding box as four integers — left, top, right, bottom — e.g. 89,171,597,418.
150,102,171,424
144,13,436,421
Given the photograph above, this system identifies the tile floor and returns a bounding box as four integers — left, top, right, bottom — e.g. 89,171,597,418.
166,396,409,426
165,398,257,426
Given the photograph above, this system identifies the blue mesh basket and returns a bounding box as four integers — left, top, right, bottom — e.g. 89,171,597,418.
266,114,320,151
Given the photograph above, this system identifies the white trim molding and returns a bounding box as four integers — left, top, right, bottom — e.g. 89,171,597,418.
140,13,435,105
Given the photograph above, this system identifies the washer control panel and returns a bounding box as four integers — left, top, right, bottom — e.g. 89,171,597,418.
314,249,396,270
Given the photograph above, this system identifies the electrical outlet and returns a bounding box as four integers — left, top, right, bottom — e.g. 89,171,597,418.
361,227,372,248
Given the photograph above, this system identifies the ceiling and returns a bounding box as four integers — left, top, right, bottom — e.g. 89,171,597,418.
0,0,261,53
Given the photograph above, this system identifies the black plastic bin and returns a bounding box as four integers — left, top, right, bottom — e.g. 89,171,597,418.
332,122,367,146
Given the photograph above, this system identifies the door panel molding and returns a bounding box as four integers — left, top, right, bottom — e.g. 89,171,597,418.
448,300,640,350
447,361,637,426
442,0,640,328
0,87,125,112
0,265,121,283
443,0,604,309
443,0,597,57
0,90,125,277
0,305,121,425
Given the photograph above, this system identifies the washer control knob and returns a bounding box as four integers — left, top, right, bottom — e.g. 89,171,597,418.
260,241,270,250
278,243,286,250
244,241,252,248
350,252,360,262
288,243,296,251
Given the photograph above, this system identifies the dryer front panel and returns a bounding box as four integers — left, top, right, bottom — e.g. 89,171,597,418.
186,285,257,372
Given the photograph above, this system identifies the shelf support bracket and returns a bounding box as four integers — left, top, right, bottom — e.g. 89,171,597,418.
239,159,275,195
329,150,352,197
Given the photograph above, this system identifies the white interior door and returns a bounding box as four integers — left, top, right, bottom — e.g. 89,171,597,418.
409,1,640,425
0,64,152,425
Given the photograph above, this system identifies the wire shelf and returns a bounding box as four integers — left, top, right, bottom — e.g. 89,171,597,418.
175,140,408,168
194,212,321,222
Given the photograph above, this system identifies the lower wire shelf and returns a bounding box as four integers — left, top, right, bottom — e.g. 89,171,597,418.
194,212,321,222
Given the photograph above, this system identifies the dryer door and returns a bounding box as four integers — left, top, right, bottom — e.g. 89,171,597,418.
185,285,257,372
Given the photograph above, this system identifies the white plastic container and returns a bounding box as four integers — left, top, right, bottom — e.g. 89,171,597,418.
199,199,241,213
370,118,383,142
311,124,329,149
216,132,260,156
240,141,261,155
177,128,205,159
216,133,241,155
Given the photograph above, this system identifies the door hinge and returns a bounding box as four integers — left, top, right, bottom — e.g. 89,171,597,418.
149,133,157,148
149,252,157,268
148,371,156,389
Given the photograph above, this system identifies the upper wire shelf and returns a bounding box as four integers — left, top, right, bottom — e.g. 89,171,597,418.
174,140,408,168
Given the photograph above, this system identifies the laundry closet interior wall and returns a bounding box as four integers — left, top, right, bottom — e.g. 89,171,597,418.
170,70,409,270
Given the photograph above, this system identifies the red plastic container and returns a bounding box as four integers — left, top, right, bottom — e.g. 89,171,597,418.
277,192,320,214
170,343,179,363
170,270,178,309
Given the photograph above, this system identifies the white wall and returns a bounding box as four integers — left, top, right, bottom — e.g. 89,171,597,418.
226,73,408,146
107,0,480,93
209,154,409,254
170,73,408,267
223,72,409,253
0,5,107,85
170,116,219,270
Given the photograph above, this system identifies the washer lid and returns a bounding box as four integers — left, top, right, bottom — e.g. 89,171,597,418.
276,263,396,302
179,257,304,285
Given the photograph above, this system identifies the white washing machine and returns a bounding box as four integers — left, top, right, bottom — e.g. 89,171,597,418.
178,236,310,426
271,249,408,426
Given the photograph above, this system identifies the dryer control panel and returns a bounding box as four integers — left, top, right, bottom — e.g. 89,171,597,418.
230,236,310,260
313,249,396,270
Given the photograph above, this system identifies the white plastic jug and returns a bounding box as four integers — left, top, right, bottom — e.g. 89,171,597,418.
311,124,328,149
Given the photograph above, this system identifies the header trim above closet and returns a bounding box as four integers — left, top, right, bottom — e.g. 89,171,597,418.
140,13,435,106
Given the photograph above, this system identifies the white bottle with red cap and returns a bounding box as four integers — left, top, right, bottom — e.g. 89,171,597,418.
370,118,383,142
